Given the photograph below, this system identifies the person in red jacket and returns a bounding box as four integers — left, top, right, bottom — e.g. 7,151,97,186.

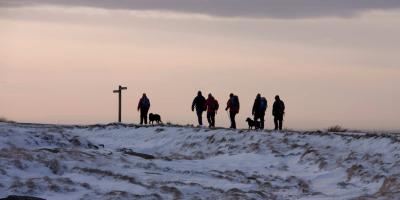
205,93,219,128
225,93,240,129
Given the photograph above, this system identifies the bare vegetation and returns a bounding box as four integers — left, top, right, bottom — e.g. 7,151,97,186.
73,167,140,185
327,125,348,132
0,117,15,123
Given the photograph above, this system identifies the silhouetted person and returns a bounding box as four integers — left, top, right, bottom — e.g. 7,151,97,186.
252,94,267,129
205,93,219,128
261,97,268,129
137,93,150,125
192,91,206,126
225,93,240,129
272,95,285,130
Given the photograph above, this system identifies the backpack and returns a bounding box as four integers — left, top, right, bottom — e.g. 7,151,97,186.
213,100,219,111
231,96,239,109
260,98,267,111
142,97,150,109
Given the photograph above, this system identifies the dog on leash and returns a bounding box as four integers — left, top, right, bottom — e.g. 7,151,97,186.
149,113,162,124
246,118,261,130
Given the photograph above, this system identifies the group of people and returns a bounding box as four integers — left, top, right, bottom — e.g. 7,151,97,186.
136,91,286,130
191,91,226,128
191,91,286,130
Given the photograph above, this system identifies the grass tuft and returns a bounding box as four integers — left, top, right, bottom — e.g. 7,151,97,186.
327,125,348,132
0,117,15,123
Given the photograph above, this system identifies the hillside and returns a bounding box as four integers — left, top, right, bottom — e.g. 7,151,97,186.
0,122,399,199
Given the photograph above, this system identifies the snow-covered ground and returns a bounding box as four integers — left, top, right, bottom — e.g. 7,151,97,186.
0,122,399,200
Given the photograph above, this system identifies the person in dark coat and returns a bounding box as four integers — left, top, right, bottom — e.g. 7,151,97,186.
252,94,268,129
192,91,206,126
225,93,240,129
272,95,285,130
260,97,268,128
205,93,219,128
137,93,151,125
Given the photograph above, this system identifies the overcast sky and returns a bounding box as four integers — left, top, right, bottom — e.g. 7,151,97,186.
2,0,400,18
1,2,399,130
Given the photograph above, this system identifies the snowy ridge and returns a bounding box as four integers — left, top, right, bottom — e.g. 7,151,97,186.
0,122,399,199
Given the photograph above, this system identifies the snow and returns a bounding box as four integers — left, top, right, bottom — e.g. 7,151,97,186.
0,122,399,199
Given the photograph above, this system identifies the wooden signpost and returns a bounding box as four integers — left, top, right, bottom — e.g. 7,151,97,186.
113,85,127,123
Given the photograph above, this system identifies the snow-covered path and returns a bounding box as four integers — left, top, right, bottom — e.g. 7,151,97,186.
0,122,399,199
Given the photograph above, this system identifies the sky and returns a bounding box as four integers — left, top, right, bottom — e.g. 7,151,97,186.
1,1,399,130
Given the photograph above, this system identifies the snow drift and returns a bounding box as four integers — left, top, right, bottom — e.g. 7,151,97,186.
0,122,399,199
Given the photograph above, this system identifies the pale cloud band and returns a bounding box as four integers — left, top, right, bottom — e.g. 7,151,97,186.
1,0,400,19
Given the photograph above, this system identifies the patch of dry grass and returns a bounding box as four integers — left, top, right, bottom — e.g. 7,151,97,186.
0,117,15,123
73,167,140,185
327,125,348,132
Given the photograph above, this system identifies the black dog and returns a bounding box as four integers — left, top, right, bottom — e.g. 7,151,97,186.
149,113,162,124
246,118,261,130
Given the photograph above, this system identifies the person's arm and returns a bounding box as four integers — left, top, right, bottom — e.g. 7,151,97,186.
237,97,240,113
252,100,256,115
225,99,230,111
192,97,196,111
272,102,276,116
214,100,219,114
137,99,141,111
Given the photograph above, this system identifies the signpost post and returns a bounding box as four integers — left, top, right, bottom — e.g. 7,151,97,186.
113,85,127,123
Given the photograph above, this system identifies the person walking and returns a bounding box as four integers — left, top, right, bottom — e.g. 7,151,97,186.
137,93,151,125
205,93,219,128
272,95,285,130
252,94,268,129
260,97,268,129
191,91,206,126
225,93,240,129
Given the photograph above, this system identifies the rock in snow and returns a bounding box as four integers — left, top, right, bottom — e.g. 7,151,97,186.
0,122,399,199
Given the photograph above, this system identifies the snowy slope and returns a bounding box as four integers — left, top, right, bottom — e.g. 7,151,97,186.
0,122,399,200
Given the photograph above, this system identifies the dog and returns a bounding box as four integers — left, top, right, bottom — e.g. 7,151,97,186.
149,113,162,124
246,118,261,130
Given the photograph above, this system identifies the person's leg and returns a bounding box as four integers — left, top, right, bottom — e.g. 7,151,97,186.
254,113,258,129
210,112,215,127
254,113,262,129
140,110,144,125
144,109,148,124
260,113,265,130
254,113,259,123
230,112,236,129
229,112,233,128
196,111,202,125
209,113,214,127
274,117,278,130
207,112,212,127
233,113,237,129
